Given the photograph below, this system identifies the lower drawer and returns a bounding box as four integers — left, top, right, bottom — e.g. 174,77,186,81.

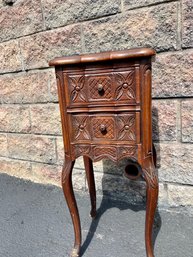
69,112,140,144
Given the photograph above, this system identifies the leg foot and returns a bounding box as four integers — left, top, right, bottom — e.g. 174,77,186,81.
62,158,81,256
142,160,159,257
70,246,80,257
83,156,97,218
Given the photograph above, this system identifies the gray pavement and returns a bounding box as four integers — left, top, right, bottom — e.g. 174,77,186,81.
0,173,193,257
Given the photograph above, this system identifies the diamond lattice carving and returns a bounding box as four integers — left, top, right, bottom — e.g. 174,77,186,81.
92,117,115,139
88,76,112,100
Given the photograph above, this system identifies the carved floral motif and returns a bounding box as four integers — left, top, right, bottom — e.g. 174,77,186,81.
68,75,86,103
72,116,90,141
118,146,137,159
117,114,136,141
115,70,135,101
73,145,91,158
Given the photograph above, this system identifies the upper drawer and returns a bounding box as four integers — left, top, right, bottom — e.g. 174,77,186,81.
64,67,140,107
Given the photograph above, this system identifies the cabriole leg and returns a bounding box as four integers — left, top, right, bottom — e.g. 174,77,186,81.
142,160,159,257
83,156,97,218
62,158,81,257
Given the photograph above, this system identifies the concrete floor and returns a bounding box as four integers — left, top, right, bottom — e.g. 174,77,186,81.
0,173,193,257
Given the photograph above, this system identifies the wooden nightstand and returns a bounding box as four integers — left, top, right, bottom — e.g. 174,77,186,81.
49,48,158,257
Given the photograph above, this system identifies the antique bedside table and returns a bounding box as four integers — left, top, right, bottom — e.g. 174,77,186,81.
49,48,158,257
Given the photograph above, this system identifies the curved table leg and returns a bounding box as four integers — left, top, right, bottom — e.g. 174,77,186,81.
83,156,97,218
142,159,159,257
62,158,81,257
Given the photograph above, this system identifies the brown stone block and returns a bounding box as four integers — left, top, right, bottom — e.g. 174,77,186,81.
155,143,193,185
20,25,82,69
83,2,178,53
42,0,121,29
182,100,193,142
182,0,193,48
30,104,62,135
153,50,193,97
31,154,86,189
0,157,32,179
56,136,64,165
0,70,55,104
7,134,56,163
31,163,61,186
0,40,22,73
0,134,7,157
152,100,177,141
168,184,193,206
124,0,171,9
0,105,30,133
50,73,58,102
0,0,43,43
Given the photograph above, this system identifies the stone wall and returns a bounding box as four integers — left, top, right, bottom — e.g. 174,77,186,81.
0,0,193,211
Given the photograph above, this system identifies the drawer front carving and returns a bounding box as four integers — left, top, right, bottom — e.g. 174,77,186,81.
91,116,115,139
71,115,91,141
114,70,135,101
68,74,87,104
117,114,136,141
66,68,137,106
87,74,113,101
70,112,139,143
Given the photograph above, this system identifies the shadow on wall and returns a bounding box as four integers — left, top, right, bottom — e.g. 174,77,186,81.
81,106,162,256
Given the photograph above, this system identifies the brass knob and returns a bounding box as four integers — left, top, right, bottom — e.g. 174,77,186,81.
98,84,104,92
75,86,81,91
122,83,128,89
100,124,106,132
79,124,84,130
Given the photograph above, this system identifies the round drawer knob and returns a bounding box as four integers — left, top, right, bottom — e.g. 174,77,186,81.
79,124,84,130
122,83,128,89
98,84,104,92
100,124,107,132
75,86,81,91
125,125,129,130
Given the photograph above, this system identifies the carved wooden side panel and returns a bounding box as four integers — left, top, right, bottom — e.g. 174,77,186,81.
56,70,71,156
114,70,136,101
68,74,87,104
117,114,136,141
141,63,152,157
140,62,157,189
